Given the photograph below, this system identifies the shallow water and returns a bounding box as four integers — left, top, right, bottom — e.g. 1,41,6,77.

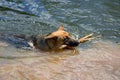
0,0,120,80
0,40,120,80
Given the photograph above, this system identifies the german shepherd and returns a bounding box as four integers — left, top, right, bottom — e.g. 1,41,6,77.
13,25,96,53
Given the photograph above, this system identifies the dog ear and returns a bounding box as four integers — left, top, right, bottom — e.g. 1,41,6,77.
45,34,54,39
45,25,65,39
58,25,65,31
45,35,58,40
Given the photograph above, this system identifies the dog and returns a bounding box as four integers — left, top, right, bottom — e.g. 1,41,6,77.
0,25,96,53
14,25,96,52
14,25,80,52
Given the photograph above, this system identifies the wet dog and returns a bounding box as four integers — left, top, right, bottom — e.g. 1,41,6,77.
1,25,96,53
14,25,97,53
14,25,80,52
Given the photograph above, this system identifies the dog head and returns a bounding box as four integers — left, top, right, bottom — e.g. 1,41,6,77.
45,25,79,49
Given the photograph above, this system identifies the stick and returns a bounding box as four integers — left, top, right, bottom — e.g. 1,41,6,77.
79,33,101,43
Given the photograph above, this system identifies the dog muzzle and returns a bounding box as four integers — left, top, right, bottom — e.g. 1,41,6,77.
64,38,79,47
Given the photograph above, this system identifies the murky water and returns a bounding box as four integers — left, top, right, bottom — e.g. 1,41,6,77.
0,0,120,80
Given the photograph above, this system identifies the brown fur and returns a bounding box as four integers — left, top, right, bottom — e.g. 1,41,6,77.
30,25,79,51
14,25,97,53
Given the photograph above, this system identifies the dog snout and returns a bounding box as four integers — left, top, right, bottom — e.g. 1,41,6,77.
64,37,79,47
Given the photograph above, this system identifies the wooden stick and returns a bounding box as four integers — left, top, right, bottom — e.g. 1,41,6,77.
79,33,101,43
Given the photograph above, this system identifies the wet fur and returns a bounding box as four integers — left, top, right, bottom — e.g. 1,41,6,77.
14,25,80,52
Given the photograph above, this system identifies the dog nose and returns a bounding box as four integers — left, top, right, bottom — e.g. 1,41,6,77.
64,38,79,47
66,40,79,47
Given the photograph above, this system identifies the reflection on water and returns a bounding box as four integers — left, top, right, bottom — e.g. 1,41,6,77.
0,0,120,80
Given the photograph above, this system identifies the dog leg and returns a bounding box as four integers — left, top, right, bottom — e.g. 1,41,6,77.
59,45,67,49
72,47,79,54
58,45,78,54
28,41,35,49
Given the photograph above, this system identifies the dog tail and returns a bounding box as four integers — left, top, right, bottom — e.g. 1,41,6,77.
13,34,34,41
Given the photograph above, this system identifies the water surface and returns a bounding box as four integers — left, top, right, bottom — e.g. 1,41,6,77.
0,0,120,80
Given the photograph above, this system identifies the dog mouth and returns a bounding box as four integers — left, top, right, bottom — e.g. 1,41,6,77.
64,37,79,47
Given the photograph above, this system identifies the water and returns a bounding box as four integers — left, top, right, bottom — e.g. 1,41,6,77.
0,0,120,80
